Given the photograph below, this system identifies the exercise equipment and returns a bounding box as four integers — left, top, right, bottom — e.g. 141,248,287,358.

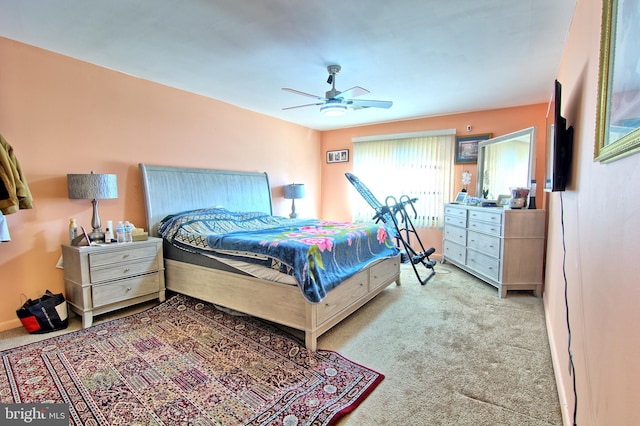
345,173,436,284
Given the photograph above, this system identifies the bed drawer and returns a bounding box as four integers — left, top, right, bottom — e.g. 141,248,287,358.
369,257,400,291
92,273,161,308
317,270,368,324
466,249,500,281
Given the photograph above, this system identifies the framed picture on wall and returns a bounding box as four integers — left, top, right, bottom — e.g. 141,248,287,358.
594,0,640,162
455,133,492,164
326,149,349,163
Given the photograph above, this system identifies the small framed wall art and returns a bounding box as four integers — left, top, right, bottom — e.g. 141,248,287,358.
326,149,349,163
455,133,492,164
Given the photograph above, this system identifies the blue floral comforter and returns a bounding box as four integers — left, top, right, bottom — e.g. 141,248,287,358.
158,208,399,303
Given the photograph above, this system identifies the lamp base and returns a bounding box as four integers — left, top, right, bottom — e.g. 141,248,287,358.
89,229,105,243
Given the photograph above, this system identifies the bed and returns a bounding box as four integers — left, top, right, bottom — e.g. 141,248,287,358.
139,163,401,351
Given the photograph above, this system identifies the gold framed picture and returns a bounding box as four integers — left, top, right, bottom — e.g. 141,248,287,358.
594,0,640,162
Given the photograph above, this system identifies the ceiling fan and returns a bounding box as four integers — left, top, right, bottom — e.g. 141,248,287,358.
282,65,393,116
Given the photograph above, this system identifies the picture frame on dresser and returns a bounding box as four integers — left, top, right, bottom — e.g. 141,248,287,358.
453,192,468,203
496,195,511,207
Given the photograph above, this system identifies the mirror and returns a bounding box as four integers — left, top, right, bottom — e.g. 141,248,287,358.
476,127,536,200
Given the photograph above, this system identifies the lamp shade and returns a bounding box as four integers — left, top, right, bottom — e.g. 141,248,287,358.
67,173,118,200
284,184,305,200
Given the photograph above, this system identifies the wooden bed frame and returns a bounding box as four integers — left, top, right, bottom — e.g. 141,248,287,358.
139,164,401,351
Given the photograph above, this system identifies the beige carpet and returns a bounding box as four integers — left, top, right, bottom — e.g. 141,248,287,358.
0,263,561,425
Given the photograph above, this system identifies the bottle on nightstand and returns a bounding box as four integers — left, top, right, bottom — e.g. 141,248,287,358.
68,218,78,244
104,220,114,243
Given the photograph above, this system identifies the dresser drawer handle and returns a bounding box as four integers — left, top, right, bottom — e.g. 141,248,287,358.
123,268,130,273
125,287,132,292
122,254,130,259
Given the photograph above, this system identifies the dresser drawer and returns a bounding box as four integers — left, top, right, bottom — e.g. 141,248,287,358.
443,224,467,245
443,240,466,264
468,210,502,225
444,215,467,228
88,245,158,268
468,219,502,236
90,257,159,283
467,231,501,258
92,273,161,308
444,205,467,218
466,250,500,281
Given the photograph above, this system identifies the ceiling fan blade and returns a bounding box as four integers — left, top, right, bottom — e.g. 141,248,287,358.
350,99,393,109
282,88,325,100
336,86,369,99
282,102,325,111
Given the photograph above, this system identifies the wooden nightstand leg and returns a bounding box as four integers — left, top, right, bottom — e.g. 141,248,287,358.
82,313,93,328
159,290,166,302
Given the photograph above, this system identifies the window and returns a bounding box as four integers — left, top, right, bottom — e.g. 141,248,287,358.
351,131,454,229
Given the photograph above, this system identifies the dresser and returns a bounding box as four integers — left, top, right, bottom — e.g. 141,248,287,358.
61,237,165,327
442,203,545,297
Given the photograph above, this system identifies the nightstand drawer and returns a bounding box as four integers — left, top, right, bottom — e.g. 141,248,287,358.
89,245,158,268
90,257,159,283
92,273,161,308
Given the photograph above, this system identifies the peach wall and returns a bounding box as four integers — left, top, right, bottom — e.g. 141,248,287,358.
319,104,548,257
0,37,321,331
544,0,640,424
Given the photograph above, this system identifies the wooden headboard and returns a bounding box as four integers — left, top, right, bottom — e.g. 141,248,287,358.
139,164,273,237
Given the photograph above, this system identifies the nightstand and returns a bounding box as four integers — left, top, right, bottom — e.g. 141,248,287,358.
61,236,166,328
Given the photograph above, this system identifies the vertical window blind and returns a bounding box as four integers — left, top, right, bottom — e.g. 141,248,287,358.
351,131,454,229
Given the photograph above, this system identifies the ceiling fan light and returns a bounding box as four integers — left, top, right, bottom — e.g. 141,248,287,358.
320,103,347,117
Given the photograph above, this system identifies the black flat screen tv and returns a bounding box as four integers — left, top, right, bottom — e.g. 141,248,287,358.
544,80,574,192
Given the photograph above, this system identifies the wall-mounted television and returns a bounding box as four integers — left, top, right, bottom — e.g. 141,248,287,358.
545,80,574,192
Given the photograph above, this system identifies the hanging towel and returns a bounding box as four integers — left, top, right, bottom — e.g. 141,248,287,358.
0,133,33,215
0,211,10,242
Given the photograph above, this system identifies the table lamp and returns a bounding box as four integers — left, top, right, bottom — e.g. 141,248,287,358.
67,172,118,243
284,183,305,218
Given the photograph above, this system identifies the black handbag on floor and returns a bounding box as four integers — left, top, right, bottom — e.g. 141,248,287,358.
16,290,69,334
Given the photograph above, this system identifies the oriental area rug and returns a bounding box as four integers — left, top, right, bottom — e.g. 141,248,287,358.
0,295,383,425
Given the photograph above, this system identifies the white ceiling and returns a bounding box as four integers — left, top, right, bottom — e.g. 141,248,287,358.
0,0,575,131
